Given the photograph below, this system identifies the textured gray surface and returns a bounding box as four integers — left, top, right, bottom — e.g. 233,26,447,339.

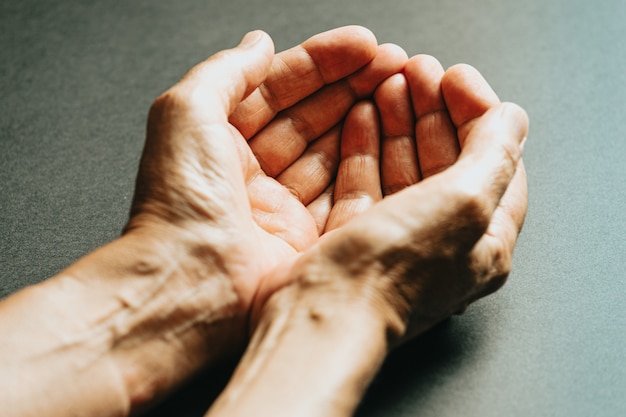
2,0,626,416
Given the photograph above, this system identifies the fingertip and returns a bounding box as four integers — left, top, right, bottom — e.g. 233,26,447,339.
441,63,500,129
338,25,378,52
176,30,275,117
348,43,408,97
237,29,274,54
443,63,479,81
239,30,266,47
379,42,409,62
232,30,275,105
406,54,444,75
304,25,377,58
302,26,378,84
444,62,474,73
404,54,445,116
441,64,499,105
374,73,413,137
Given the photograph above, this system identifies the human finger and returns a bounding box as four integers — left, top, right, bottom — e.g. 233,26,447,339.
230,26,378,139
405,55,459,179
172,30,275,120
365,102,528,253
467,159,528,300
276,126,341,206
374,73,419,195
325,101,382,232
445,102,529,247
441,63,500,146
249,43,408,178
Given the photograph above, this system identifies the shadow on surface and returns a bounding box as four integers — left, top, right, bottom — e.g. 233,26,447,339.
143,360,236,417
355,318,483,416
142,316,486,417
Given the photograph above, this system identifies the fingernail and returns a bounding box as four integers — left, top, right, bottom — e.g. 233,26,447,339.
239,30,263,48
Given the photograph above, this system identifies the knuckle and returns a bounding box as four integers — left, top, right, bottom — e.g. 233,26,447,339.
477,237,513,296
494,102,528,166
453,182,492,233
150,81,210,120
496,137,522,180
150,88,189,117
491,239,513,277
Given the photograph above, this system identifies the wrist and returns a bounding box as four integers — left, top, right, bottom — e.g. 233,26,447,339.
209,279,389,417
24,227,247,413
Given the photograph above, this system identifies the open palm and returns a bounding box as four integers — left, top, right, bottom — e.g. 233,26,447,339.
127,27,407,318
252,54,529,341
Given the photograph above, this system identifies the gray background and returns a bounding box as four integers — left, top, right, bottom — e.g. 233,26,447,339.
1,0,625,416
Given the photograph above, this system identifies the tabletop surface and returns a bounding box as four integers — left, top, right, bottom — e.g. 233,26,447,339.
2,1,625,416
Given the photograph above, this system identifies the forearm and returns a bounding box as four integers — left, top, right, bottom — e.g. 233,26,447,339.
0,278,130,417
207,281,389,417
0,227,246,417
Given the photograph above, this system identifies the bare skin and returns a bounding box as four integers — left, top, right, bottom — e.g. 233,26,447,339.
0,27,408,417
208,58,529,417
0,26,528,417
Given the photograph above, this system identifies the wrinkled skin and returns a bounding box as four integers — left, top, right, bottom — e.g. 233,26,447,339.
126,26,409,325
127,26,527,344
252,55,529,345
207,56,528,416
0,25,528,417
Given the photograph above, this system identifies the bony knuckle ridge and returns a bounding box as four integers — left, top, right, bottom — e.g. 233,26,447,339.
151,88,189,115
493,244,513,277
455,184,492,231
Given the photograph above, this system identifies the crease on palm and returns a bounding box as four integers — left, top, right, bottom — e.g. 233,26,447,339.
227,44,407,253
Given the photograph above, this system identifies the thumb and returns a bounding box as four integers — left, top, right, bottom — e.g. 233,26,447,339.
350,102,528,253
429,101,528,249
177,30,275,117
452,102,529,215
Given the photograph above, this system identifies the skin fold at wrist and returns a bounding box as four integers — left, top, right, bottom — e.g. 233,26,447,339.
209,270,390,417
0,227,250,415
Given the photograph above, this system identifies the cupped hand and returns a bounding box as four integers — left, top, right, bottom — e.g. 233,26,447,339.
255,55,529,345
125,26,407,327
